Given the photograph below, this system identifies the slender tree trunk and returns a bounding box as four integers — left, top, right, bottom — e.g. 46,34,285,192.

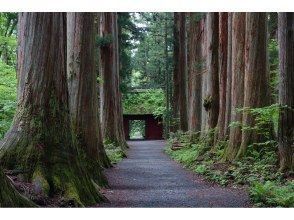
188,13,202,133
224,13,233,138
238,13,269,158
277,13,294,172
99,13,127,150
171,12,180,132
0,167,35,207
0,13,104,206
215,12,228,143
67,12,111,184
178,13,188,131
207,13,219,133
224,13,246,161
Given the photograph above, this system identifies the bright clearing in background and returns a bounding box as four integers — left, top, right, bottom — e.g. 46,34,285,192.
129,120,145,139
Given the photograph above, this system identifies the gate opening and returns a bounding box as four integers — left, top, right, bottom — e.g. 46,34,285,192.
129,120,146,140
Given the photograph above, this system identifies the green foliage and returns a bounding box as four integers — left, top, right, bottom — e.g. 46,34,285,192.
0,60,16,138
96,35,113,47
104,142,125,165
250,181,294,207
122,89,165,116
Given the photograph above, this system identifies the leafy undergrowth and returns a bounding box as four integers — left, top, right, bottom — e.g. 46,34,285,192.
104,142,126,165
165,131,294,207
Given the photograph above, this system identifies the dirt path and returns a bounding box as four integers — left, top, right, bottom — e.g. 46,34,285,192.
98,140,251,207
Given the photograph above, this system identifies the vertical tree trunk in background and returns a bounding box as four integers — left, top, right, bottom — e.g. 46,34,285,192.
188,13,202,133
224,13,246,161
215,12,228,143
277,13,294,172
0,13,104,206
67,13,111,183
178,13,188,131
224,13,233,138
238,13,269,158
207,13,219,133
99,12,127,150
171,12,180,132
0,167,35,207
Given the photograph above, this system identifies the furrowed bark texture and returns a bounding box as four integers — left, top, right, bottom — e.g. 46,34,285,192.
188,13,202,133
99,12,127,150
224,13,233,138
0,13,104,206
224,13,246,161
172,12,180,132
178,13,188,131
67,13,111,184
207,13,219,132
215,12,228,142
277,13,294,172
238,13,269,158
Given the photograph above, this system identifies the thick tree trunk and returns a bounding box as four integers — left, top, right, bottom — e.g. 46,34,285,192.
67,12,111,185
224,13,246,161
0,167,35,207
99,13,127,150
188,13,202,133
171,12,180,132
215,12,228,142
207,13,219,133
178,13,188,131
277,13,294,172
238,13,269,158
0,13,104,206
224,13,233,138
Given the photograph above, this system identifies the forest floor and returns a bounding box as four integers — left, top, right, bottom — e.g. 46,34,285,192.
97,140,251,207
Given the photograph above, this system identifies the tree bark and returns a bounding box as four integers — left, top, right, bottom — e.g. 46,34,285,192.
67,13,111,185
0,13,104,206
224,13,246,161
178,13,188,131
207,13,219,133
171,12,180,132
215,12,228,142
238,13,269,158
277,13,294,172
99,13,127,150
188,13,202,133
224,13,233,138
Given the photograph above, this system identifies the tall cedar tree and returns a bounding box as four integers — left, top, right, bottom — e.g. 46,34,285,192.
99,12,127,150
171,12,180,132
238,13,269,158
178,13,188,131
67,13,111,185
278,13,294,172
0,13,104,206
224,13,233,138
207,13,219,133
215,12,228,142
187,13,202,133
224,13,246,161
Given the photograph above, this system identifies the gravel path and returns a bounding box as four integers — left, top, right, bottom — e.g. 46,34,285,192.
98,140,251,207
